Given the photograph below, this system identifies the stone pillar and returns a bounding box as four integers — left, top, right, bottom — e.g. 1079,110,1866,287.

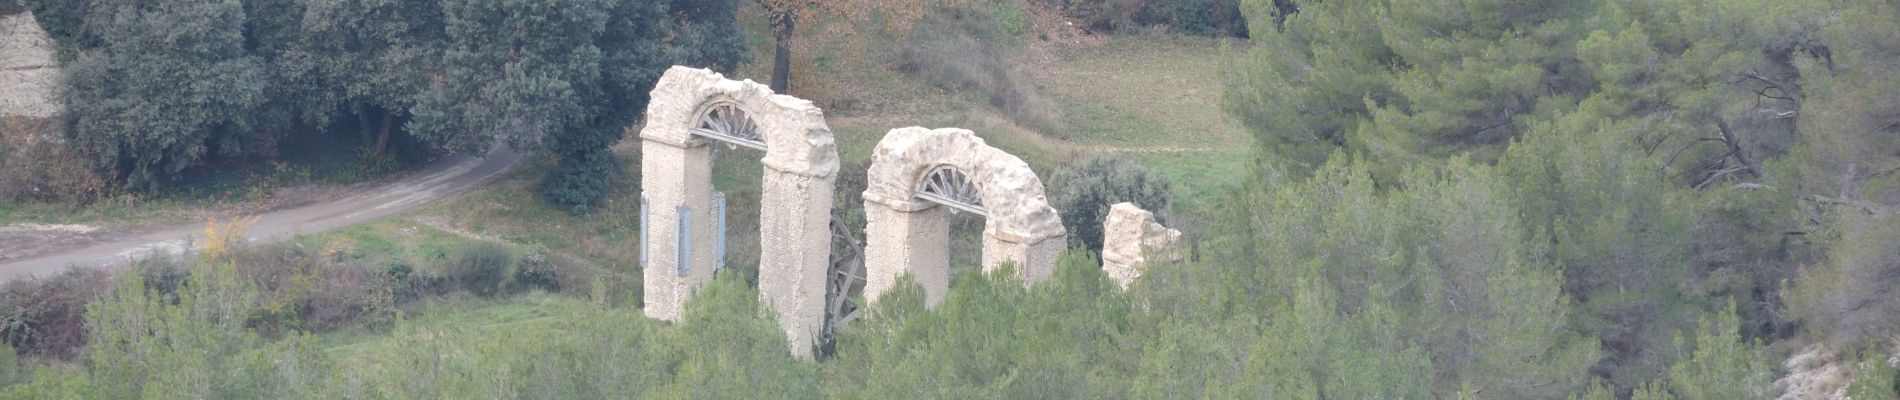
756,166,834,358
863,197,951,308
981,229,1066,284
1101,203,1182,290
640,138,718,322
0,11,64,118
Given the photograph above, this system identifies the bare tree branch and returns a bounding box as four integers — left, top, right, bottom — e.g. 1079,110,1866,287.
1715,119,1761,178
1662,137,1727,181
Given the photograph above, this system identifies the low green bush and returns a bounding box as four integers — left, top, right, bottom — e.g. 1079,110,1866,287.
1046,155,1173,253
0,268,112,360
512,245,559,293
442,243,514,296
1042,0,1245,37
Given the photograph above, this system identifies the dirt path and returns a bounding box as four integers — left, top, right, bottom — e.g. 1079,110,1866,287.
0,145,523,281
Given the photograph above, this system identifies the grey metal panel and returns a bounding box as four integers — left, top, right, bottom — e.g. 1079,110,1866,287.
640,197,648,268
714,192,727,272
677,205,692,277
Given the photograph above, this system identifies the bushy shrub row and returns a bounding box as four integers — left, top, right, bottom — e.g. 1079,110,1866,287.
0,238,570,360
0,268,111,360
1043,0,1246,37
0,117,104,203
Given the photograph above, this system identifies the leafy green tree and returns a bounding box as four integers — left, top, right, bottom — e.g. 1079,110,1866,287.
1588,0,1829,188
21,0,97,56
1046,155,1174,253
648,277,821,398
1208,156,1600,398
408,0,746,212
1499,112,1698,389
1224,0,1394,172
1845,347,1900,400
287,0,446,154
1790,213,1900,347
0,366,95,400
1659,303,1775,399
1225,0,1593,177
61,0,268,190
86,257,346,399
1794,0,1900,210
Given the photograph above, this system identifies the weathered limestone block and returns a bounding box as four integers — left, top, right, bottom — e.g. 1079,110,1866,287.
0,11,61,118
982,232,1065,283
756,168,833,357
639,139,718,322
863,127,1067,306
863,127,1065,242
638,66,838,359
863,201,950,307
641,66,837,178
1101,202,1182,290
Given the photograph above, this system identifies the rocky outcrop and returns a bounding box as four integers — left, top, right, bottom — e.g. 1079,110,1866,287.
1101,202,1180,290
0,11,60,118
1777,343,1900,400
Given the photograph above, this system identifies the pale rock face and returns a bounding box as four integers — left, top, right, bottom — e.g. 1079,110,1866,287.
1101,202,1181,290
0,11,61,118
1777,343,1900,400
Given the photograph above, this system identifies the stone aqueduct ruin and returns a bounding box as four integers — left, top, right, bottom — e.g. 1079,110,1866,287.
861,127,1068,307
637,66,1168,359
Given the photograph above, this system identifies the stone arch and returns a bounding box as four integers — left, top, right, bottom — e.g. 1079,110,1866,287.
638,66,837,358
862,127,1066,307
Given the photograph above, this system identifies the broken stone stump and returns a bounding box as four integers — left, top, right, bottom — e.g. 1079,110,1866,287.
1101,202,1182,290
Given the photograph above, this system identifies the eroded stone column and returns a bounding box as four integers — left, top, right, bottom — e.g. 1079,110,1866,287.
756,166,834,357
1101,202,1182,290
0,11,63,118
981,229,1066,284
640,138,718,322
863,197,951,307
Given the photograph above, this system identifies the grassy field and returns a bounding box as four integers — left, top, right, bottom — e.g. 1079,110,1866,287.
322,292,586,373
802,33,1255,209
1030,35,1255,208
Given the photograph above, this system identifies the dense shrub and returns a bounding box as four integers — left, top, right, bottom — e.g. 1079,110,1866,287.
20,0,89,54
538,131,621,213
443,243,514,296
1046,155,1173,253
0,344,18,387
129,252,187,300
60,0,269,191
512,245,559,292
1790,213,1900,348
229,243,399,333
0,117,105,203
0,268,112,360
1043,0,1244,36
0,0,24,15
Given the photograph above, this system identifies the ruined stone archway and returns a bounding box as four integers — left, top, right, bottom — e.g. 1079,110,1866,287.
638,66,837,358
862,127,1067,307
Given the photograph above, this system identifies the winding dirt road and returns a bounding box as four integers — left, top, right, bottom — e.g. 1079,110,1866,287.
0,146,522,281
